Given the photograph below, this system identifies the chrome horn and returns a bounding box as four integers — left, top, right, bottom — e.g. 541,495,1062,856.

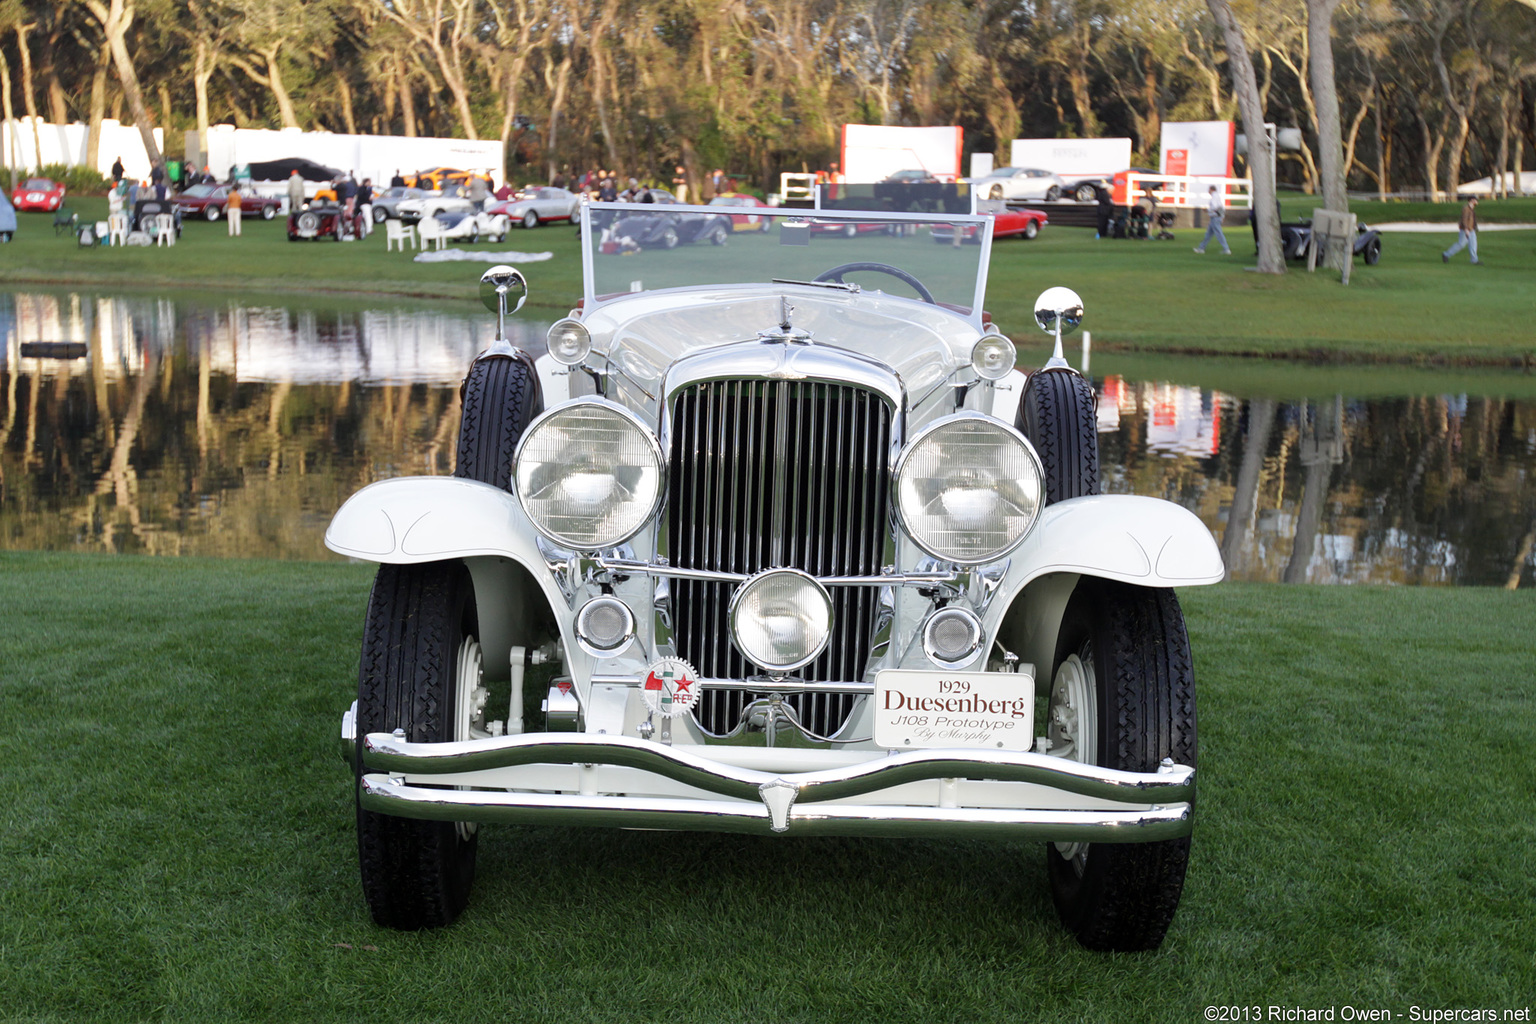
1034,286,1084,371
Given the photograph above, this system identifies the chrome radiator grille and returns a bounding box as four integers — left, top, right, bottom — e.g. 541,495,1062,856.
667,379,892,737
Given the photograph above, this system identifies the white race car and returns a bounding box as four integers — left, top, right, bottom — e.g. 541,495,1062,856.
327,201,1222,952
415,198,511,243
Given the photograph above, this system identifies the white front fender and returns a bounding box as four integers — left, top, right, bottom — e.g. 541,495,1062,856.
1010,494,1224,587
325,477,582,685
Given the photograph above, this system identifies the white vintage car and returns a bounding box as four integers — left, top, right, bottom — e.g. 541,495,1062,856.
327,201,1223,951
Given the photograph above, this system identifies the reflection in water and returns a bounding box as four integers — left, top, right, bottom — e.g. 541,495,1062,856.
1098,377,1536,587
3,291,1534,586
0,291,540,560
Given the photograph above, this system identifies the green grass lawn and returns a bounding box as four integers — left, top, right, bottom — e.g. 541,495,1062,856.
0,552,1531,1022
2,194,1534,367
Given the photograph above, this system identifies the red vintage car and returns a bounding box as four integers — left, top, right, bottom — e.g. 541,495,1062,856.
173,184,282,221
707,192,772,232
931,204,1048,243
11,177,66,212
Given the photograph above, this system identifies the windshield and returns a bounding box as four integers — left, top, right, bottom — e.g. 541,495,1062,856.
183,185,216,197
580,202,992,325
24,179,51,190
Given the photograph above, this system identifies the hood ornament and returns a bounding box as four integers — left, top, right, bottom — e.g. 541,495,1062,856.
757,295,812,345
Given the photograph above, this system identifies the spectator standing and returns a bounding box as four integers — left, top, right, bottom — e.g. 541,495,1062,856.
390,169,406,188
342,173,358,221
358,178,374,235
1095,183,1114,239
468,173,489,209
1193,185,1231,255
711,168,724,197
287,169,305,214
150,162,166,199
599,177,617,202
1442,197,1481,265
111,157,124,184
672,165,688,203
226,182,243,237
127,179,140,208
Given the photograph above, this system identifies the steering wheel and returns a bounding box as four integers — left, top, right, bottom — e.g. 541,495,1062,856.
813,261,936,304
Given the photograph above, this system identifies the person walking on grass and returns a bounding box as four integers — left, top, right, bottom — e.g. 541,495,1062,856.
287,169,305,214
1442,197,1481,265
226,182,242,237
1193,185,1231,255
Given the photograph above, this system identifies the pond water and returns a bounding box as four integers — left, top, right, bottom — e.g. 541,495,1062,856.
2,290,1533,586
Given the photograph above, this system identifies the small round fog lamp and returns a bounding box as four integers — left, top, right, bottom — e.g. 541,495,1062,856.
923,607,984,667
971,333,1016,380
728,569,833,673
547,318,592,366
576,596,635,654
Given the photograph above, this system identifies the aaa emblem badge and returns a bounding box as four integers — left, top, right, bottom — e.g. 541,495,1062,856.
639,657,701,718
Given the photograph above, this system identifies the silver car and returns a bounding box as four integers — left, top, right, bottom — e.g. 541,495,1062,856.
494,186,581,229
328,202,1222,951
973,167,1067,202
370,187,430,223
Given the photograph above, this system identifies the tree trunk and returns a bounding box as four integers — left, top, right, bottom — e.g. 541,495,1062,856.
544,49,572,183
1306,0,1347,214
192,39,213,166
83,0,164,173
338,73,357,135
261,46,300,129
16,25,43,172
0,45,18,186
1206,0,1284,274
400,63,417,137
86,47,109,173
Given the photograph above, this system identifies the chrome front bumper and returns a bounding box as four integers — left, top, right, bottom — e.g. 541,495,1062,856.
351,728,1195,843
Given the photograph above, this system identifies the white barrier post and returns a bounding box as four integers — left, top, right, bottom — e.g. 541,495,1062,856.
1081,330,1091,375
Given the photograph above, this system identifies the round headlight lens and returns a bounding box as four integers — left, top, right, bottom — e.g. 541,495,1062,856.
729,569,833,672
895,415,1044,564
515,401,663,549
971,333,1016,380
547,318,592,366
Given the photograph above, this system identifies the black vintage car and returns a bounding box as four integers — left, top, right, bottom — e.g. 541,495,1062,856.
598,190,731,250
129,199,182,239
1278,218,1383,264
288,203,365,241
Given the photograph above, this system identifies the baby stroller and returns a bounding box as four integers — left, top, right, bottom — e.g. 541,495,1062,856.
1128,203,1151,239
1154,211,1176,241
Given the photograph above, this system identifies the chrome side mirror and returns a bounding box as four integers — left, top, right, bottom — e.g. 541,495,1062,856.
479,265,528,343
1033,286,1084,370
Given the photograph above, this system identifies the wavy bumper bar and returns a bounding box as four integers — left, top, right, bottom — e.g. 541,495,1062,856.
357,732,1194,842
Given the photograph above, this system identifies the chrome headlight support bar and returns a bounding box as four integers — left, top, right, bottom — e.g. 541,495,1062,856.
597,557,958,589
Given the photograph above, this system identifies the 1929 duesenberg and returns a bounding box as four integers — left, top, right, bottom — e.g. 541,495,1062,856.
326,201,1223,951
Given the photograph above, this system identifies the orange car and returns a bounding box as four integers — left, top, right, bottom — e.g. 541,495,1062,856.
408,167,493,194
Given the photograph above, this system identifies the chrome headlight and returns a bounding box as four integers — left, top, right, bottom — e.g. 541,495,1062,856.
514,399,663,549
894,413,1044,564
729,569,833,672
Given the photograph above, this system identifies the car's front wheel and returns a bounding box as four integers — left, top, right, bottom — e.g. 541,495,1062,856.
990,184,1005,200
1018,368,1099,505
1045,578,1196,952
1023,219,1040,240
1363,237,1381,265
373,206,389,223
1045,185,1062,202
523,210,539,229
204,205,221,222
455,355,542,490
262,204,276,220
355,559,482,930
1074,183,1098,202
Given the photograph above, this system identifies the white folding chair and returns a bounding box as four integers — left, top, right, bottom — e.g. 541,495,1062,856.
153,214,176,246
107,214,128,246
385,218,416,252
418,216,448,251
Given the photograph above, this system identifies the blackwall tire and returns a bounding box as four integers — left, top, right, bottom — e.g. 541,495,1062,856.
1046,185,1062,202
262,204,276,220
1024,219,1040,240
1018,368,1099,505
1075,183,1098,202
373,206,388,223
1364,238,1381,265
990,184,1004,200
205,205,221,222
355,560,481,930
523,210,539,229
454,355,542,491
1045,578,1197,952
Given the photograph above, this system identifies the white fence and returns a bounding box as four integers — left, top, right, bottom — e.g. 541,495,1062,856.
0,117,165,180
1127,172,1252,209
